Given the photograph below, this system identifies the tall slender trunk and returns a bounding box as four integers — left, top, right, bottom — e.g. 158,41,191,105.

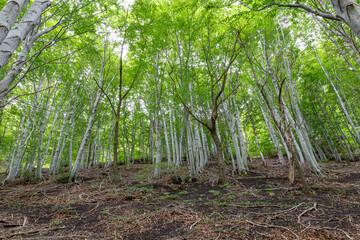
69,44,107,181
4,78,44,182
259,100,285,163
35,81,57,179
316,53,360,146
51,92,73,175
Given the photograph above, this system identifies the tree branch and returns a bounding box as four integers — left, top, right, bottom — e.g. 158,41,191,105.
1,84,57,109
238,1,342,21
93,76,117,115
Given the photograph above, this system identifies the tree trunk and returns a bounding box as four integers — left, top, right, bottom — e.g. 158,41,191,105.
210,129,227,185
259,100,285,163
330,0,360,40
0,0,29,45
4,78,44,182
0,0,50,69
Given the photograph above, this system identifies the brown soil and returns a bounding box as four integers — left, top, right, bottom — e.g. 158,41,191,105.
1,159,359,239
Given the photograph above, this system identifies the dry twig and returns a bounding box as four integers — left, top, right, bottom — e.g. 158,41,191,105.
298,202,317,224
1,226,66,238
245,220,299,239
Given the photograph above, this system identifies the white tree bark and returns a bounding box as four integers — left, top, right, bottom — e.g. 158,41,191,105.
0,19,59,105
330,0,360,40
4,77,44,182
224,121,236,173
185,115,195,176
162,114,172,164
171,110,181,166
233,97,248,171
278,28,321,172
35,79,57,179
224,99,246,172
200,124,209,168
316,53,360,146
259,100,285,163
0,0,51,69
69,67,105,181
68,91,78,171
0,0,29,45
51,93,72,175
193,120,205,173
169,110,177,165
154,115,162,178
6,115,24,173
148,117,154,163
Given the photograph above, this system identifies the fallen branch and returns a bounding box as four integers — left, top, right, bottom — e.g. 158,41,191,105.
1,226,66,238
189,219,201,230
323,227,353,240
252,202,305,216
298,202,317,224
245,220,299,239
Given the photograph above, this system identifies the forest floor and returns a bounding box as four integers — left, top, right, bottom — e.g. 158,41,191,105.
1,158,360,240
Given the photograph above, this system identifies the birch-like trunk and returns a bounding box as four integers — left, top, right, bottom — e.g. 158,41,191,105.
163,114,172,164
316,54,360,148
169,110,177,165
224,122,236,173
4,78,44,182
195,121,206,172
0,0,29,45
154,115,162,178
259,101,285,163
50,92,73,175
35,80,57,179
0,19,60,105
0,0,50,69
330,0,360,40
6,115,25,174
233,98,248,170
148,117,154,163
68,94,77,171
185,115,196,177
223,99,246,173
171,110,181,166
69,60,106,181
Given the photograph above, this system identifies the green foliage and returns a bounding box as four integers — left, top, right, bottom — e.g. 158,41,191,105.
208,190,221,196
136,162,187,180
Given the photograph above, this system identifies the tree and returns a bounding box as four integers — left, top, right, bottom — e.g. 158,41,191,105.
166,3,242,184
0,0,103,106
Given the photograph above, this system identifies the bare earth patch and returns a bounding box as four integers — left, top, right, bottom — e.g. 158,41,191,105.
1,159,360,239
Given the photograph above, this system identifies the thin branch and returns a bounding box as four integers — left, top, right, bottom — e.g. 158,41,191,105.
93,77,117,115
217,82,242,107
1,84,57,108
237,1,341,21
29,38,97,72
